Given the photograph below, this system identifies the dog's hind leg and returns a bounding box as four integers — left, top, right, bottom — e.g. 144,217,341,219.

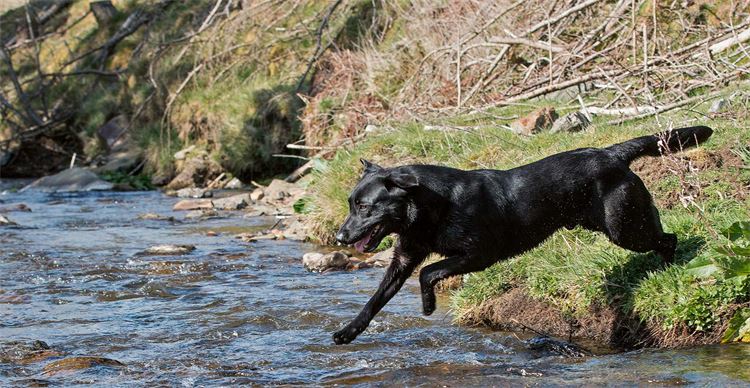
419,256,493,316
600,173,676,263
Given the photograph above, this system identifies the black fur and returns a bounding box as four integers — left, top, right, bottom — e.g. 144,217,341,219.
332,126,713,345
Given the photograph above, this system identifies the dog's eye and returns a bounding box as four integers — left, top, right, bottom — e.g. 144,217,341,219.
357,204,369,212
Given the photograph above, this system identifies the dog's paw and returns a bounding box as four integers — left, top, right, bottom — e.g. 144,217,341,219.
333,324,361,345
421,292,436,316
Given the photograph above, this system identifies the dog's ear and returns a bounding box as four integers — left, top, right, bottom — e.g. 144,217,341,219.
360,158,382,174
385,172,418,190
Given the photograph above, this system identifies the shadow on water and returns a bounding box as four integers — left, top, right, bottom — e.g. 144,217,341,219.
0,187,747,386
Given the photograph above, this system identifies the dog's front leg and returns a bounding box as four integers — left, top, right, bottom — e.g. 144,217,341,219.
333,254,420,345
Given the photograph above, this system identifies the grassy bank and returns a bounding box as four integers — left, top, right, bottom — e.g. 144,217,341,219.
305,91,750,347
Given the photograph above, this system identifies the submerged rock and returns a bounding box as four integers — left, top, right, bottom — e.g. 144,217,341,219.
20,168,113,193
43,356,124,376
137,213,176,222
525,336,590,358
0,340,62,364
141,244,196,256
303,251,350,272
0,203,31,212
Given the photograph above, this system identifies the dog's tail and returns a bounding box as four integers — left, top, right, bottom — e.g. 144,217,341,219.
606,126,713,164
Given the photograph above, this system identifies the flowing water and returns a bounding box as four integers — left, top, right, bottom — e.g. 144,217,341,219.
1,186,748,386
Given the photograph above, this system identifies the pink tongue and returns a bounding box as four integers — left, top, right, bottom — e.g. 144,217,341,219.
354,230,373,253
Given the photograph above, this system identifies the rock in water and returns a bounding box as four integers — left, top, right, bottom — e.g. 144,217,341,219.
303,251,350,272
173,199,214,211
176,187,213,199
0,340,62,364
212,193,249,210
141,245,196,255
20,168,114,193
525,336,590,358
366,247,394,267
43,356,124,376
224,177,245,190
0,214,16,226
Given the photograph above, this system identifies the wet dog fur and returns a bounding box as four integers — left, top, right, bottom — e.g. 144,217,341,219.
332,126,713,344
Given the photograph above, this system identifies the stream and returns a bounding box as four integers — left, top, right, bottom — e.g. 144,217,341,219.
1,187,748,386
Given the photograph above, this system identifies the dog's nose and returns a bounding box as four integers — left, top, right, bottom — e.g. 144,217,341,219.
335,232,346,243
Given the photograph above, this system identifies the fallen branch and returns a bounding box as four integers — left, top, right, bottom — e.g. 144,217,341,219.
606,89,726,125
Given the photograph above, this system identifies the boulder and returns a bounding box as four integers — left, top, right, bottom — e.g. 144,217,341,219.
510,107,558,135
19,168,113,193
166,154,223,190
550,111,591,133
173,199,213,211
176,187,213,199
211,193,249,210
92,148,142,174
366,247,394,267
303,251,350,272
141,244,195,255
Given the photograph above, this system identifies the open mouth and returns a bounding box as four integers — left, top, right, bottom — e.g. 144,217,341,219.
353,223,386,253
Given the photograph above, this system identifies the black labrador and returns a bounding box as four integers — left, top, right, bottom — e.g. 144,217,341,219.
333,126,713,344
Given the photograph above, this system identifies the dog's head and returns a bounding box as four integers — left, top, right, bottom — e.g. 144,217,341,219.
335,159,418,252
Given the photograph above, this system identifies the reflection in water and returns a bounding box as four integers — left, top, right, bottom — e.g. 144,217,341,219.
0,189,748,385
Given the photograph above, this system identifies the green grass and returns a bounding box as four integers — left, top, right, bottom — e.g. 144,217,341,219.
305,93,750,343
